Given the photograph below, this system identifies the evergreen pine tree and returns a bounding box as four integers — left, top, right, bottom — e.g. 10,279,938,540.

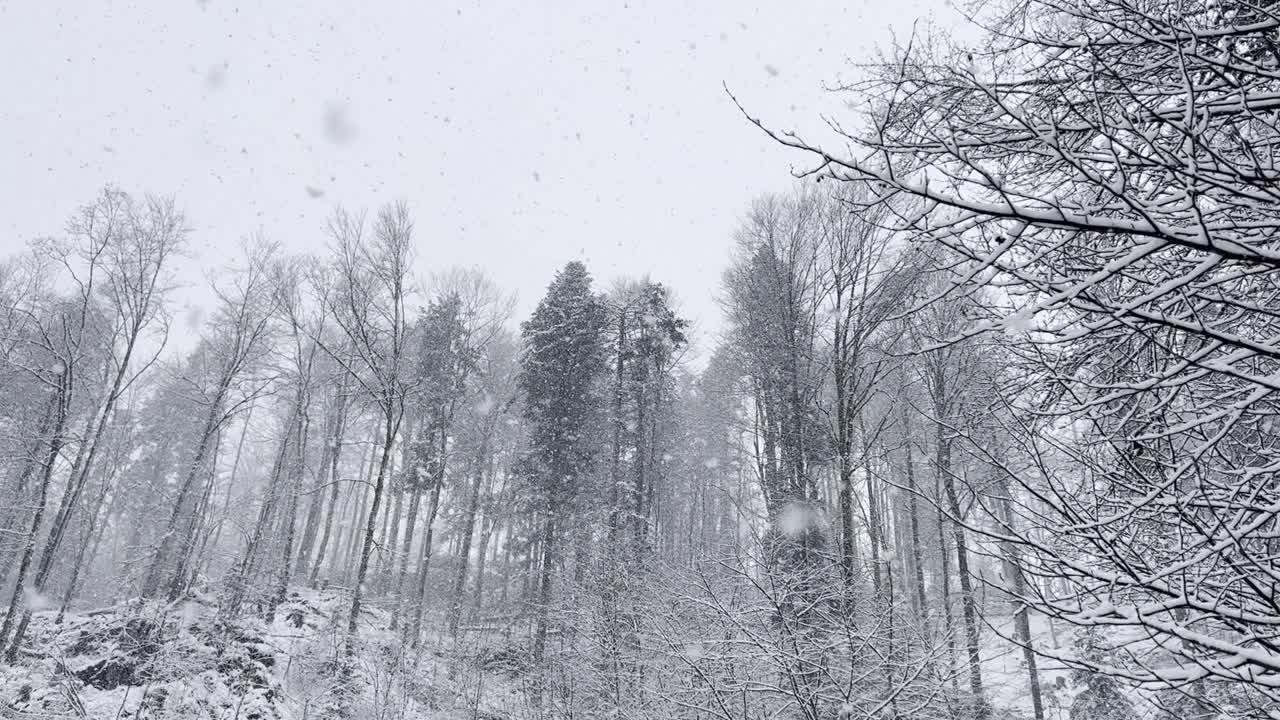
518,260,608,702
1069,628,1137,720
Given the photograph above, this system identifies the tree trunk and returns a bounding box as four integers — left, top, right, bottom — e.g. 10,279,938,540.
1,380,69,660
269,404,309,621
309,391,350,586
407,449,446,650
222,421,292,617
832,308,859,597
386,415,417,617
61,409,132,614
530,513,557,709
205,404,254,576
867,457,885,597
346,409,398,636
343,434,379,585
57,467,117,622
902,408,928,621
296,398,337,575
0,386,59,588
997,475,1044,720
936,472,960,702
447,434,490,637
632,383,648,551
380,459,405,592
141,377,230,598
473,473,509,615
174,426,225,600
37,333,141,614
938,428,987,720
374,433,402,589
472,511,495,615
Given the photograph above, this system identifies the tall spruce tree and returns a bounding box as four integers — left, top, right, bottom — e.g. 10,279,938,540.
518,260,608,703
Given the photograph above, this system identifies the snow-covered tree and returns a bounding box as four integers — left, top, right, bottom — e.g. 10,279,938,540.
518,260,608,706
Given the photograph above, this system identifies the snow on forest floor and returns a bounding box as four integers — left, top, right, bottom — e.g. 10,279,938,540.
0,588,531,719
977,612,1184,719
0,587,1166,720
980,613,1076,719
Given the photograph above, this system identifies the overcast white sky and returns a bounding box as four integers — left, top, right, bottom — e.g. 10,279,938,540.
0,0,956,357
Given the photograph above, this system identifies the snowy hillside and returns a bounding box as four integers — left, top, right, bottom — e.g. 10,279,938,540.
0,589,531,720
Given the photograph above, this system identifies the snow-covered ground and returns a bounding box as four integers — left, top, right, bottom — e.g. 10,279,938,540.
1,587,1192,720
981,613,1076,719
0,589,531,719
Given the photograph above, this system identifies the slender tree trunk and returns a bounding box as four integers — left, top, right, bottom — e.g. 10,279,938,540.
206,403,254,573
269,406,309,621
58,514,107,622
141,379,230,598
174,427,225,600
346,409,399,636
296,403,336,575
35,388,102,589
832,311,859,597
374,433,402,589
380,459,405,592
333,482,357,585
632,383,647,551
609,312,626,546
448,433,491,637
344,434,379,585
472,474,507,614
530,514,557,709
937,427,987,719
867,457,885,597
38,334,142,614
902,408,928,620
407,454,446,649
472,515,493,615
56,441,126,622
0,387,59,587
836,455,857,592
1,380,69,660
507,523,525,608
310,392,350,586
603,312,629,701
223,422,292,616
387,415,417,623
884,509,900,718
997,476,1044,720
936,472,960,702
388,488,421,632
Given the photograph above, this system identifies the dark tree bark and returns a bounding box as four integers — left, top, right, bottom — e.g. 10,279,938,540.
309,388,350,586
447,428,493,637
936,420,988,720
1,378,70,660
407,430,447,649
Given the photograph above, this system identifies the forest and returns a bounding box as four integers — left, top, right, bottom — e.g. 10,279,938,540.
3,0,1280,717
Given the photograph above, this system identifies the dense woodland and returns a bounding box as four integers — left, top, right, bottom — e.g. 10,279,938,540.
5,0,1280,717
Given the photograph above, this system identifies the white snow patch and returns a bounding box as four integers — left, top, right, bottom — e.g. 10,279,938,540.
777,502,822,538
22,586,51,612
1002,307,1037,336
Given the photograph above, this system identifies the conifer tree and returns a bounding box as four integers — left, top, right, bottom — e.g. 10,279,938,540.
518,260,608,703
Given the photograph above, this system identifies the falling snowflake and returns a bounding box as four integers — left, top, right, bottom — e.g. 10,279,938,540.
323,103,357,144
1002,307,1036,335
22,586,50,612
205,62,228,90
777,502,822,538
